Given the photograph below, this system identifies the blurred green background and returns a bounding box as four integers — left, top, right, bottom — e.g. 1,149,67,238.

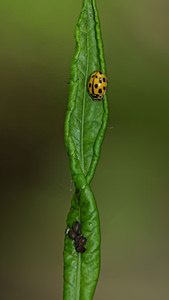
0,0,169,299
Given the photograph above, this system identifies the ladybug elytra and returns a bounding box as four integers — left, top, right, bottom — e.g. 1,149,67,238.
88,71,107,100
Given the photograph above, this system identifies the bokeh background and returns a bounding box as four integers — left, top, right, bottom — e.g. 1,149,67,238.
0,0,169,299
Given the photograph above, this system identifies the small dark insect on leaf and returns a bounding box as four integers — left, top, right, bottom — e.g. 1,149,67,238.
78,236,87,246
68,230,76,240
76,246,86,253
72,221,81,234
74,233,83,242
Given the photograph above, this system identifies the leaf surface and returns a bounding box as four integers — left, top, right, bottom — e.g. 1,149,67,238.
64,0,108,299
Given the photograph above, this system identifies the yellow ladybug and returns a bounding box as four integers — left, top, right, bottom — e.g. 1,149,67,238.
88,71,107,100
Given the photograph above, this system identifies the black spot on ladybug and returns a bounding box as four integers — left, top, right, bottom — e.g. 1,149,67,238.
72,221,81,234
103,77,106,82
98,89,102,94
99,71,102,74
99,78,102,83
95,84,98,89
76,246,86,253
89,83,91,87
95,76,98,78
93,94,98,98
103,86,106,90
68,230,76,240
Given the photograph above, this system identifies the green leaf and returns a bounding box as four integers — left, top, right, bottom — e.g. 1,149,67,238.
63,0,108,299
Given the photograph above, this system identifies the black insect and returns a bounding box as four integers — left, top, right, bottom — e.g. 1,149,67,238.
78,236,87,247
74,233,83,241
74,234,83,248
67,221,87,253
72,221,81,234
76,246,86,253
68,230,76,240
